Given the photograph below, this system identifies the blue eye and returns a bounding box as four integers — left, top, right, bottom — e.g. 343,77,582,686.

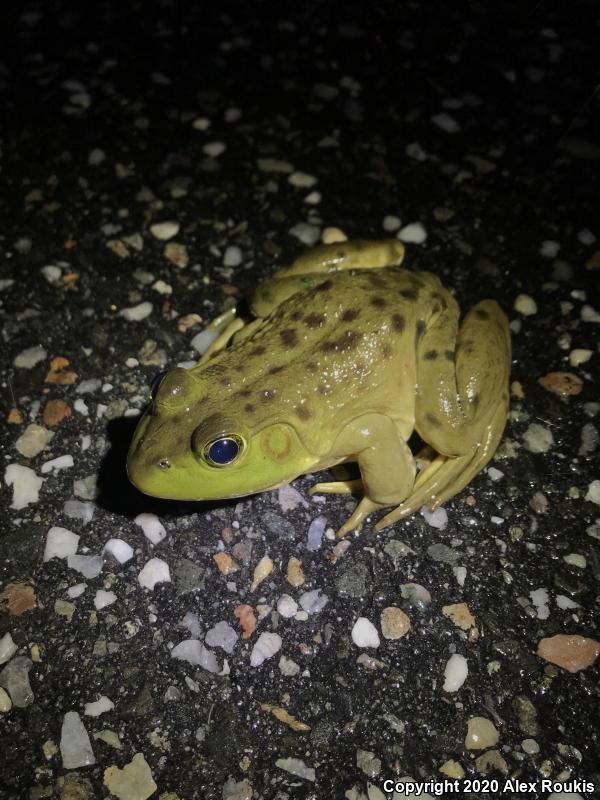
150,371,167,399
205,436,242,466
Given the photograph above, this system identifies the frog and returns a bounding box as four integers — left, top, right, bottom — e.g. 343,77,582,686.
127,239,511,537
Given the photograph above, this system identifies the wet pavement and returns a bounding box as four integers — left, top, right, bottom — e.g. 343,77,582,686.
1,1,600,799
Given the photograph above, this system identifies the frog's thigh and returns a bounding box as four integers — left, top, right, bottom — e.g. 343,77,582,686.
415,300,510,457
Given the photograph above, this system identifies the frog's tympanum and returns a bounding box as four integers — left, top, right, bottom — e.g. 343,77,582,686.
127,240,511,536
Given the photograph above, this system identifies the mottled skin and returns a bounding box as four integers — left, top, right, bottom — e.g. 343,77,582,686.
127,240,511,536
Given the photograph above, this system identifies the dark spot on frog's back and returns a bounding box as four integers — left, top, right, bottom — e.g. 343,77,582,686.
316,279,333,292
295,405,311,421
339,330,363,351
399,287,419,301
341,308,360,322
475,308,490,321
416,320,426,340
369,273,387,288
304,313,326,328
249,345,266,357
244,403,255,413
425,412,442,428
381,343,393,359
444,350,455,362
290,310,303,321
392,313,406,333
268,365,284,375
237,388,252,397
424,349,438,360
370,296,387,308
280,328,298,347
306,361,318,373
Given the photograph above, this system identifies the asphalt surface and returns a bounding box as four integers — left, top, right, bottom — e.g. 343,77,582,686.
1,2,600,799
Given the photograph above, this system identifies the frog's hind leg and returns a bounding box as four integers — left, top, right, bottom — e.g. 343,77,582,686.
375,401,507,530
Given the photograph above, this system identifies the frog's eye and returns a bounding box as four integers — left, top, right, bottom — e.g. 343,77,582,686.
149,370,168,399
204,435,244,467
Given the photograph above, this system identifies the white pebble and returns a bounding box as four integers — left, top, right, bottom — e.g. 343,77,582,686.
279,655,300,676
299,589,328,614
41,455,74,474
41,265,62,284
134,512,166,545
351,617,380,648
84,696,114,716
585,479,600,505
205,621,238,654
563,553,586,568
67,584,86,599
190,328,219,355
540,240,560,258
192,117,210,130
171,640,220,672
94,590,117,610
487,467,504,481
307,515,327,550
223,246,243,267
63,499,95,524
67,555,103,579
0,633,18,665
556,595,579,610
431,112,461,133
581,304,600,323
60,712,95,769
382,215,401,232
277,594,298,618
530,587,550,619
44,527,80,561
398,222,427,244
119,301,153,321
288,171,317,188
4,464,44,509
321,227,347,244
304,191,321,204
453,566,467,586
420,505,448,529
289,222,321,247
138,558,171,589
406,141,428,161
15,424,55,458
577,228,596,245
150,221,180,241
13,345,46,369
256,157,294,173
569,349,592,367
278,485,308,511
103,538,134,563
523,423,554,453
514,294,537,316
76,378,101,394
88,148,106,166
521,738,540,754
443,653,468,692
250,632,282,667
203,141,226,157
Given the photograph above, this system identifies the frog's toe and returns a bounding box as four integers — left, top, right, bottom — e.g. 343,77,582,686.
336,496,382,538
310,478,363,496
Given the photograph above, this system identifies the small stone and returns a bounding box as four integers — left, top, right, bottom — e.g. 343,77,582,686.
538,372,583,398
94,590,117,610
250,632,282,667
67,554,103,579
351,617,380,648
119,302,153,321
439,759,465,779
286,557,305,587
569,349,593,367
585,480,600,505
134,512,166,545
164,242,189,268
540,240,560,258
203,141,226,157
171,640,219,672
103,752,157,800
4,464,43,509
251,556,273,591
397,222,427,244
421,505,448,529
464,716,500,750
60,711,96,768
14,345,46,369
103,538,134,563
42,398,72,427
15,424,55,458
150,221,179,240
442,603,476,630
44,527,80,561
191,328,219,355
514,294,537,315
521,738,540,755
0,633,18,665
205,621,238,654
432,112,460,133
475,749,508,776
399,583,431,610
537,634,600,672
277,594,298,618
563,553,586,568
380,607,411,639
84,696,115,716
288,171,317,188
138,558,171,590
0,687,11,712
299,589,328,614
275,757,315,782
289,222,321,247
523,423,554,453
443,653,468,692
223,246,243,267
321,227,347,244
382,215,401,232
530,491,549,513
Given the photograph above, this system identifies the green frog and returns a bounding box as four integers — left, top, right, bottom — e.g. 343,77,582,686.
127,239,511,536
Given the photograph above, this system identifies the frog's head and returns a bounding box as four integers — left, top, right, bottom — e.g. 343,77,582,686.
127,367,316,501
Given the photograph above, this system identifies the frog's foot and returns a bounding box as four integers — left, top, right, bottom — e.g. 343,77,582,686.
199,317,245,363
374,403,507,531
337,496,385,538
309,478,363,496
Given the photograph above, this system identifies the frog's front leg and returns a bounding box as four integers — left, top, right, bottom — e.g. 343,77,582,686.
250,239,405,317
322,414,416,537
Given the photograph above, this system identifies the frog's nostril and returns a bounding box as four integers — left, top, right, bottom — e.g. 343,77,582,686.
159,458,171,469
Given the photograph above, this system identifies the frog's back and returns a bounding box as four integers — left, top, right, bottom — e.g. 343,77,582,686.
193,267,450,455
